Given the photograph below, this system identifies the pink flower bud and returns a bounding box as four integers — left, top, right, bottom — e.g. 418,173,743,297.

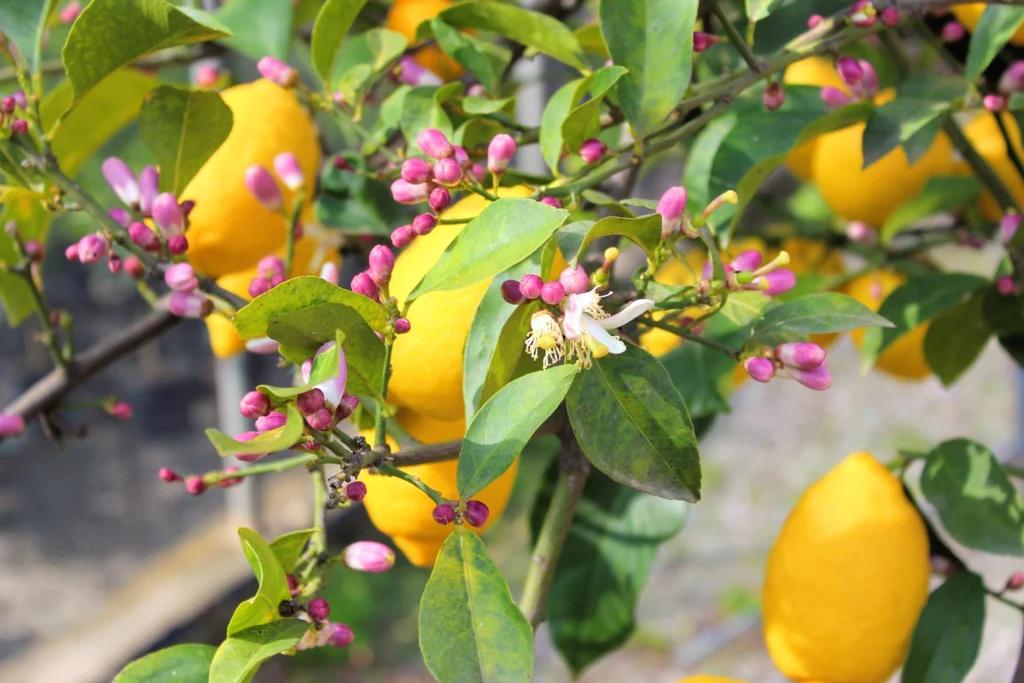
124,256,144,279
22,240,41,262
559,266,590,295
102,157,140,207
791,363,832,390
168,291,212,318
234,431,264,462
0,413,25,437
128,222,160,251
453,145,472,169
940,20,966,43
464,500,489,527
248,276,271,297
432,503,456,525
401,157,433,184
273,152,304,191
487,134,517,174
1,96,13,114
984,94,1008,113
152,193,185,236
391,179,430,204
744,356,775,383
164,263,198,292
730,250,763,273
11,91,25,109
195,63,220,88
108,207,132,227
1000,61,1024,94
185,476,206,495
807,14,824,28
470,163,486,183
418,127,453,159
397,56,442,87
345,480,367,502
1001,212,1021,243
240,390,271,418
821,86,853,108
257,255,285,280
836,57,863,88
307,597,330,621
245,165,282,210
255,410,287,433
158,467,180,482
59,1,82,24
501,279,523,304
11,117,29,135
854,59,878,98
257,56,299,88
520,274,543,300
997,275,1017,295
539,196,562,208
693,31,719,52
580,138,607,164
320,261,339,285
776,341,827,370
350,271,378,299
412,213,437,236
64,244,80,261
167,234,188,255
763,81,786,111
880,7,900,26
850,0,876,27
394,317,411,334
297,388,326,415
429,187,451,212
390,225,414,248
342,540,395,573
136,166,159,217
77,234,108,264
432,158,463,186
336,393,360,419
1007,571,1024,591
846,220,875,243
107,253,122,274
657,186,687,238
540,281,566,305
328,623,354,647
106,401,133,419
762,268,797,296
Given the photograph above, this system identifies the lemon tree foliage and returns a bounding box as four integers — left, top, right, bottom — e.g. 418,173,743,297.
6,0,1024,681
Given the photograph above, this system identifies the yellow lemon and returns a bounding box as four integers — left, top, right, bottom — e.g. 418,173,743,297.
845,269,931,380
386,0,464,81
677,677,748,683
953,3,1024,46
360,410,518,567
388,186,535,421
962,112,1024,221
783,56,848,179
639,248,707,358
812,119,957,227
763,452,930,683
182,79,321,277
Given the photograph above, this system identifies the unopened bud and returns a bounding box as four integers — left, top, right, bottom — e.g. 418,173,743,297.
487,134,517,175
693,31,719,52
412,213,437,236
368,245,395,284
240,390,271,418
984,94,1008,113
307,597,330,622
391,179,430,205
257,56,299,88
401,157,433,184
342,540,396,573
394,317,411,334
351,271,378,299
417,127,453,159
168,291,212,318
432,503,456,525
158,467,180,482
763,82,785,111
77,234,108,264
255,410,287,433
821,86,853,109
559,265,591,295
429,187,451,212
167,234,189,255
152,193,185,236
464,500,489,527
501,279,523,304
940,20,966,43
999,61,1024,94
273,152,304,191
657,186,687,238
1006,571,1024,591
0,413,25,437
102,157,140,207
744,356,775,383
432,158,463,186
520,274,543,300
539,196,562,208
245,165,282,210
184,476,206,495
164,262,198,292
540,281,566,305
580,138,607,164
776,341,827,370
129,221,161,251
124,256,144,279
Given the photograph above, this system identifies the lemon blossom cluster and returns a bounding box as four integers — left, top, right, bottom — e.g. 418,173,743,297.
743,341,832,390
821,57,878,108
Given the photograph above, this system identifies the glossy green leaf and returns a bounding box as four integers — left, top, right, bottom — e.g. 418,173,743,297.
315,152,408,235
752,0,848,53
235,276,388,338
311,0,368,85
660,316,746,419
257,338,342,401
862,99,951,169
334,28,407,109
572,213,661,262
923,295,991,387
479,302,542,408
419,529,534,683
881,176,983,243
562,65,628,152
0,0,55,72
410,199,568,299
61,0,228,110
226,528,292,636
400,84,454,143
750,292,892,346
683,113,736,211
139,86,232,194
431,18,510,93
205,403,304,458
746,0,786,23
216,0,292,60
600,0,698,134
860,273,986,369
439,0,585,70
901,571,985,683
269,528,315,574
540,77,587,174
567,346,701,501
208,619,307,683
114,643,215,683
458,365,577,499
919,438,1024,556
965,5,1024,81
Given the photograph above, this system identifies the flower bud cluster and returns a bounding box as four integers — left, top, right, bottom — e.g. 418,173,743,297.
743,341,832,390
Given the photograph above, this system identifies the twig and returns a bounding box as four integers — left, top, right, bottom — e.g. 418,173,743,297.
375,462,447,505
639,317,740,360
943,115,1022,214
388,439,462,466
708,0,762,74
204,453,316,483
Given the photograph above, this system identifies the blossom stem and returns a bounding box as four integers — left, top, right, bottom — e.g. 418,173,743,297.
284,193,303,277
310,466,328,555
708,0,762,74
204,453,317,483
943,115,1021,214
373,341,393,450
375,462,447,505
639,317,740,360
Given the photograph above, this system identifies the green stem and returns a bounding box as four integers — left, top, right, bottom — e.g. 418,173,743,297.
284,195,303,277
943,115,1021,214
376,462,447,505
708,0,762,74
374,340,394,449
311,466,327,554
639,317,739,360
203,453,317,483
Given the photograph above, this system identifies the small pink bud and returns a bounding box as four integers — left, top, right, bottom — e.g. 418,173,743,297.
744,357,775,383
846,220,875,243
432,158,463,186
138,166,159,216
487,134,517,175
464,500,489,527
342,541,395,573
320,262,339,284
368,245,395,284
763,82,785,111
257,255,285,279
0,413,25,437
390,225,414,248
328,623,354,647
185,476,206,495
11,91,26,109
776,342,827,370
539,196,562,208
394,317,411,334
107,254,122,274
880,7,900,26
102,157,140,207
257,56,299,88
821,86,853,108
762,268,797,296
109,207,132,227
807,14,824,28
108,401,133,420
391,179,431,204
693,31,719,52
336,393,360,420
168,291,212,318
23,240,42,262
540,281,566,305
0,96,13,114
248,276,272,298
168,234,189,255
218,466,243,488
255,410,287,432
11,118,29,135
397,55,442,87
297,388,326,415
850,0,876,27
307,597,330,622
940,20,966,43
64,244,80,261
351,271,378,299
273,152,304,191
1000,61,1024,94
418,127,453,159
152,193,185,236
580,138,607,164
470,163,486,183
559,266,590,295
124,256,144,279
453,145,472,169
730,250,763,273
1007,571,1024,591
412,213,437,236
501,279,523,304
195,63,220,88
59,1,82,23
433,503,457,525
1001,212,1021,243
158,467,180,482
429,187,451,212
245,165,282,210
657,186,687,238
77,234,108,264
234,431,264,462
401,157,433,184
997,275,1017,295
164,263,198,292
128,222,160,251
984,94,1009,113
836,57,864,87
240,390,271,418
792,363,832,390
345,480,367,502
520,274,543,300
853,59,878,98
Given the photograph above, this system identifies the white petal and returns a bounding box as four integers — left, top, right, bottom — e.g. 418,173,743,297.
562,293,585,340
599,299,655,329
583,316,626,354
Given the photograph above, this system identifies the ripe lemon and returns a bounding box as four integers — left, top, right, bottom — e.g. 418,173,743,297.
386,0,464,81
961,112,1024,221
639,248,707,358
360,410,518,567
845,269,931,380
763,452,930,683
812,119,957,227
388,186,535,422
182,79,321,277
953,3,1024,46
677,677,747,683
783,56,848,180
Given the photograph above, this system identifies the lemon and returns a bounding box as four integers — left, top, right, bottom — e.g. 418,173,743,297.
953,3,1024,46
783,56,848,180
360,410,518,567
763,452,930,683
811,119,957,227
845,269,931,380
639,248,706,358
182,79,321,277
388,186,534,421
961,112,1024,221
677,677,747,683
386,0,464,81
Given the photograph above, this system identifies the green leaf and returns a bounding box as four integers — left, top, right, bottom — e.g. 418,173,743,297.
660,315,745,419
862,99,952,168
257,335,342,401
561,65,628,153
599,0,698,134
139,85,232,194
479,302,542,409
311,0,368,86
919,438,1024,556
61,0,228,110
114,643,216,683
227,528,292,636
458,365,577,499
431,19,510,93
573,213,661,262
400,85,454,143
439,0,585,70
216,0,293,60
269,528,315,574
208,619,308,683
419,529,534,683
205,403,304,458
901,571,985,683
745,0,786,23
750,292,893,346
409,198,568,299
923,295,991,387
540,77,587,175
235,276,388,338
683,113,736,211
315,151,408,235
965,5,1024,82
0,0,56,71
40,69,157,177
881,176,983,243
334,28,407,109
860,273,986,369
567,346,701,501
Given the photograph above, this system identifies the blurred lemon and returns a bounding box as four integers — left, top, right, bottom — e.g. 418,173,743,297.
360,410,518,567
763,452,930,683
182,79,321,277
845,269,931,380
386,0,464,81
783,56,848,179
961,112,1024,221
952,3,1024,46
